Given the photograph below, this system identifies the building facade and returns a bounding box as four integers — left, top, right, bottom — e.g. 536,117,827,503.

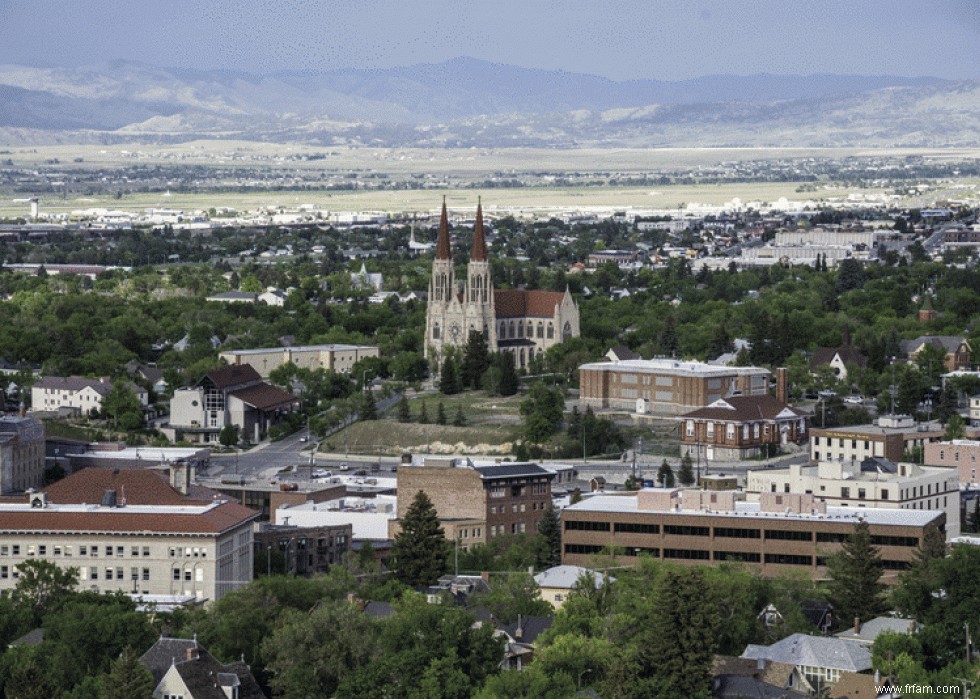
560,489,944,581
809,414,942,464
218,344,380,378
424,200,580,369
746,459,960,538
680,394,810,461
579,357,770,415
0,416,45,494
253,522,352,576
395,458,554,548
900,335,972,372
0,469,258,601
32,376,148,415
924,440,980,485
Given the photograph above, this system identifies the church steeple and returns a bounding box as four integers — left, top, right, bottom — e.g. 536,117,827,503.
471,198,488,262
435,196,451,260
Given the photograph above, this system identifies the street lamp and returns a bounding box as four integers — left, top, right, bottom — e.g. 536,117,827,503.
577,668,593,690
266,545,272,576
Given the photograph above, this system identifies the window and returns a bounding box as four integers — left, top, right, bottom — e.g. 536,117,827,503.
53,546,62,556
105,568,114,580
142,546,150,557
714,527,760,539
707,422,715,438
663,548,710,560
753,424,760,438
764,553,813,566
116,546,124,557
615,522,660,534
686,420,694,437
714,551,761,563
12,545,19,555
173,569,181,581
131,546,139,557
565,520,610,531
858,488,866,500
765,530,812,541
726,424,735,440
37,545,46,555
881,489,889,500
816,531,849,543
142,568,150,581
564,543,605,555
841,487,850,499
664,525,710,537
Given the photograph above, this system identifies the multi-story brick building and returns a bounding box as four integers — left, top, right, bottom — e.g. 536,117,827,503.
394,458,554,549
680,394,810,461
0,468,258,601
746,458,960,538
809,414,942,464
0,415,45,494
579,357,770,415
924,440,980,485
253,521,352,576
218,344,380,379
561,489,944,581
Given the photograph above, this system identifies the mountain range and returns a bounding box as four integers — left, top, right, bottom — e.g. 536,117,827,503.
0,57,977,147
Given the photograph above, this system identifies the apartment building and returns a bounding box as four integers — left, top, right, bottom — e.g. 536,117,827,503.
253,521,352,576
0,415,45,494
394,458,554,549
579,357,770,415
924,440,980,485
746,458,959,538
31,376,148,415
0,468,258,601
809,414,942,464
218,344,380,378
560,489,944,581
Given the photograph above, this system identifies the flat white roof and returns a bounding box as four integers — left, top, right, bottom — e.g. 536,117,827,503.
75,447,208,461
579,358,769,377
222,344,375,355
0,502,220,515
565,493,943,527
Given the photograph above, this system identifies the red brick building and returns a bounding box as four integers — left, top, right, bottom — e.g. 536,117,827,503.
680,394,810,461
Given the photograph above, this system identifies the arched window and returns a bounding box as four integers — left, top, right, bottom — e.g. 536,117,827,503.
519,349,526,367
537,322,544,338
562,322,572,341
500,322,507,338
433,323,441,339
510,321,516,338
527,322,533,337
518,322,524,338
547,323,554,339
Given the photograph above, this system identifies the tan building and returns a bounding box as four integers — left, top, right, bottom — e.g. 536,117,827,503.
924,439,980,485
809,414,943,465
0,416,45,494
560,489,944,581
746,459,960,538
0,468,258,602
680,394,810,461
394,458,554,549
219,343,380,378
900,335,971,372
32,375,148,414
424,200,580,369
579,357,770,415
533,564,611,609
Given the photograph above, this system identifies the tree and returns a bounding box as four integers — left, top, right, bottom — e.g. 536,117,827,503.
436,401,447,425
100,647,154,699
418,400,429,424
453,405,467,426
359,391,377,421
391,491,451,586
827,521,886,627
678,453,695,486
472,573,553,624
520,382,565,442
12,559,77,621
102,381,144,431
536,503,562,569
439,356,462,395
219,424,238,447
835,258,865,293
657,459,675,488
483,352,519,397
397,395,411,423
461,331,491,390
943,413,966,441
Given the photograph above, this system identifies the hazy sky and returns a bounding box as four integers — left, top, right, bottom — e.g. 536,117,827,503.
1,0,977,80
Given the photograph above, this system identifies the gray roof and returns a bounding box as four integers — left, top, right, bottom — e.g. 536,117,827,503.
741,634,871,673
712,674,807,699
501,615,554,645
473,463,554,480
8,628,44,648
139,636,199,685
139,637,265,699
363,600,394,618
534,565,612,590
834,616,917,643
34,375,113,395
900,335,968,355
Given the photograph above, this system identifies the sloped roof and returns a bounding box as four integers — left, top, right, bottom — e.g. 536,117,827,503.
140,636,198,685
493,289,567,318
829,671,890,699
501,615,553,645
148,644,266,699
682,394,808,422
471,201,488,262
436,198,451,260
8,628,44,648
534,564,612,590
809,346,868,369
741,634,871,673
900,335,969,355
712,674,807,698
34,375,113,395
0,501,258,535
201,364,261,390
834,616,916,643
607,345,641,361
229,383,298,411
43,467,200,506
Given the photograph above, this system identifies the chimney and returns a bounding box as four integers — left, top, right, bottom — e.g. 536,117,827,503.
854,616,861,634
756,657,767,673
776,367,788,404
186,646,199,662
515,614,523,639
480,571,490,582
874,669,881,684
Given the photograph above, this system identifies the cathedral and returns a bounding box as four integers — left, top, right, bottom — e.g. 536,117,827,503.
424,199,581,368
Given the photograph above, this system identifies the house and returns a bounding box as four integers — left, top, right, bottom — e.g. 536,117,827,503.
741,634,872,690
31,376,148,415
900,335,972,371
830,670,897,698
808,414,942,466
0,468,258,602
205,291,259,304
533,564,611,609
834,616,917,645
496,615,554,670
351,263,384,291
139,637,267,699
125,361,169,396
711,655,808,699
253,522,352,576
680,394,810,462
809,347,868,382
605,345,641,362
258,287,287,306
166,364,299,444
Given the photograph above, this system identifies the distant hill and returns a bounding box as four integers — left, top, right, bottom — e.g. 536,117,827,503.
0,58,976,147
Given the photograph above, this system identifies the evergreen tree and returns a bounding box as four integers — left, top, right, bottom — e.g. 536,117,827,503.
418,400,429,424
461,331,491,390
391,491,451,586
943,413,966,441
678,453,695,486
706,323,733,359
100,646,155,699
570,487,583,505
657,459,675,488
436,401,447,425
536,503,562,569
359,391,377,420
497,352,519,396
641,567,717,697
827,521,886,626
397,395,411,423
452,405,466,426
439,356,462,395
658,314,679,356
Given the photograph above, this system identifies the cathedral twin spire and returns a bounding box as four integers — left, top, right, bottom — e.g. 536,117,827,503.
434,196,488,262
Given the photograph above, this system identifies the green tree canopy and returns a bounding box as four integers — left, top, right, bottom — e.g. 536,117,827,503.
392,491,451,587
827,521,886,627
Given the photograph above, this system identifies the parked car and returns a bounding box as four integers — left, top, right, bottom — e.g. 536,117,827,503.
311,469,331,478
843,395,864,405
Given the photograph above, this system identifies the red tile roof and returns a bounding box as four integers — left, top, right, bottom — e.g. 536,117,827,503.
493,289,565,318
